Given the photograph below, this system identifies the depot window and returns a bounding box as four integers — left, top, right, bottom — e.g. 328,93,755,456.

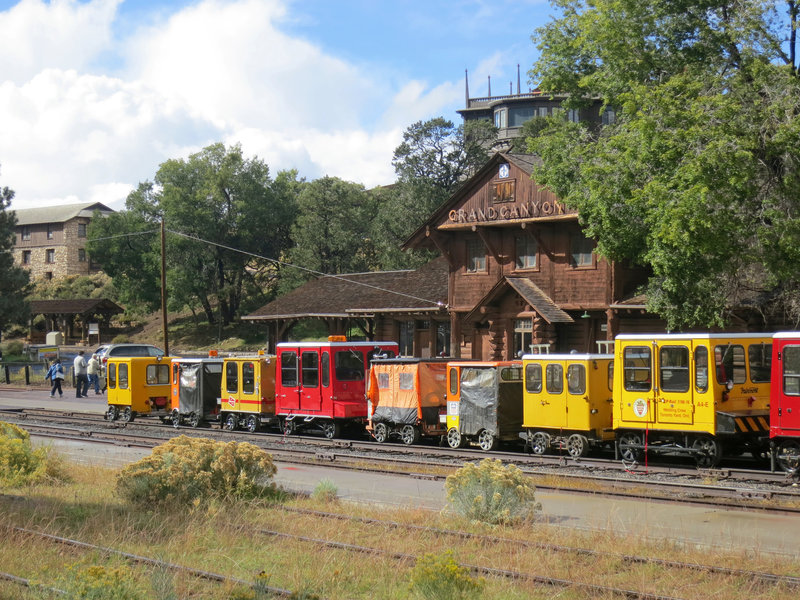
466,239,486,273
659,346,690,393
509,107,534,127
46,249,55,263
567,364,586,395
515,236,538,270
494,108,507,128
280,352,297,387
623,346,651,392
570,234,594,267
226,362,238,393
546,364,563,394
242,362,255,394
525,363,543,393
714,344,746,385
21,226,31,241
748,343,772,383
335,351,364,381
783,345,800,395
146,364,169,385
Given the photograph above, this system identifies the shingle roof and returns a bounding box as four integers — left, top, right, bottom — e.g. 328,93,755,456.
13,202,114,226
464,277,574,324
29,298,124,316
244,258,449,320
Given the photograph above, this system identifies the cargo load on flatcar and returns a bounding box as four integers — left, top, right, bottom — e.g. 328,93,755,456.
170,356,224,428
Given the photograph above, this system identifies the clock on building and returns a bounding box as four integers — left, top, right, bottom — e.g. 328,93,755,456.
498,163,510,178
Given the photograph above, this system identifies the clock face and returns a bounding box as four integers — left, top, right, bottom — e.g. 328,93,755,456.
499,163,510,178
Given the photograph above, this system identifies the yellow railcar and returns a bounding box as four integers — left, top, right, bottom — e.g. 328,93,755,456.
520,353,614,457
445,361,523,451
219,355,277,432
106,356,172,423
614,333,772,467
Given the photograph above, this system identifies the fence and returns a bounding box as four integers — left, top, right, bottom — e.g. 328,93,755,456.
2,362,77,388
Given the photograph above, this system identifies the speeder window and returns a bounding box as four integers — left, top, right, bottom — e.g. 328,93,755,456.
525,364,542,393
714,344,746,385
118,363,129,389
546,364,563,394
226,362,238,393
301,352,318,387
281,352,297,387
242,362,255,394
146,364,169,385
748,343,772,383
623,346,651,392
660,346,690,393
399,373,414,390
335,351,364,381
783,345,800,396
378,372,389,389
567,364,586,395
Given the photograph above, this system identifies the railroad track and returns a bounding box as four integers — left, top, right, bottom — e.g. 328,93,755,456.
4,408,800,512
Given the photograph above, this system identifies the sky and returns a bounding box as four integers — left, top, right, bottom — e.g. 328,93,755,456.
0,0,552,211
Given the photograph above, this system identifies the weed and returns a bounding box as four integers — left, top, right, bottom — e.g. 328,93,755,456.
445,458,541,525
311,479,338,502
0,422,68,487
408,550,484,600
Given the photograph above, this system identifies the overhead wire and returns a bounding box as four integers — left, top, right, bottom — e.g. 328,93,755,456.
85,227,447,309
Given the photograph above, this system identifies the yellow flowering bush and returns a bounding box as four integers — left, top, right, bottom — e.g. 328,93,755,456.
408,551,484,600
445,458,541,525
56,563,144,600
0,421,67,487
116,435,277,505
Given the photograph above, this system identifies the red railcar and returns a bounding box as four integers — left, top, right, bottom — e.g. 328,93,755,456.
275,338,398,439
771,332,800,473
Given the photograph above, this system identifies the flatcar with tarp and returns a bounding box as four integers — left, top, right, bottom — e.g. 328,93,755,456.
170,356,224,428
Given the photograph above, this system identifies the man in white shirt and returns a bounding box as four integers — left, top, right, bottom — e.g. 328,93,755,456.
73,351,89,398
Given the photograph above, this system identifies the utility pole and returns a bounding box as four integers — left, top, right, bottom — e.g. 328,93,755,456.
160,218,169,356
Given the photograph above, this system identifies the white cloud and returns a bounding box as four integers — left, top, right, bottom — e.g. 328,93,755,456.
0,0,121,83
1,0,461,210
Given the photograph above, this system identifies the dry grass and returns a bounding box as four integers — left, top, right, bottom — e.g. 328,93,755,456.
0,460,798,600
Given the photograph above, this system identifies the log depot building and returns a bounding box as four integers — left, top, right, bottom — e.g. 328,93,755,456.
404,152,659,360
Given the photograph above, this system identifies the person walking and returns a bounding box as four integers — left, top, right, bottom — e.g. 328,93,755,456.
45,358,65,397
73,351,89,398
87,353,102,395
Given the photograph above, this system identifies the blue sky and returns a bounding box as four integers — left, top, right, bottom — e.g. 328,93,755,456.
0,0,552,210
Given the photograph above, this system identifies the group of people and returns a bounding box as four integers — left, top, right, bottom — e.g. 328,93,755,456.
45,351,103,398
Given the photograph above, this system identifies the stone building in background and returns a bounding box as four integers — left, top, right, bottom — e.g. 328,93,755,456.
12,202,114,281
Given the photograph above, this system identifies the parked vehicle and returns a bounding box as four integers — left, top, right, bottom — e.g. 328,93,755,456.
367,358,448,445
170,356,224,428
220,353,278,433
106,356,172,423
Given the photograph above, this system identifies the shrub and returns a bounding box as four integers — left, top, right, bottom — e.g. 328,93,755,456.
116,436,277,505
311,478,338,502
1,339,24,357
112,334,131,344
0,422,67,487
408,551,484,600
445,458,541,525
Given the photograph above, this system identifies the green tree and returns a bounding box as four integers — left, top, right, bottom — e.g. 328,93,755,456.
372,118,496,269
0,177,30,342
527,0,800,329
281,176,378,291
88,144,298,325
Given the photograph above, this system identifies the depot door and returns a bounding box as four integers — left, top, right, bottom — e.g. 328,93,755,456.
780,344,800,432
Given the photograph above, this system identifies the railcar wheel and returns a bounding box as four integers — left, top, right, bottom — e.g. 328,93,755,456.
283,419,296,435
777,440,800,474
477,429,498,452
245,415,258,433
692,436,722,468
529,431,550,455
618,432,643,463
446,427,464,449
106,405,119,422
223,413,238,431
373,422,389,444
566,434,589,458
120,407,133,423
322,421,341,440
400,425,420,445
187,412,201,428
171,410,181,428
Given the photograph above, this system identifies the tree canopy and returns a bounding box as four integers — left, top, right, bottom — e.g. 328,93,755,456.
0,176,30,340
527,0,800,329
88,143,298,325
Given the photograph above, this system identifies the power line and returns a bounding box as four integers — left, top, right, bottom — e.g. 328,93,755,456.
88,229,159,243
165,228,447,309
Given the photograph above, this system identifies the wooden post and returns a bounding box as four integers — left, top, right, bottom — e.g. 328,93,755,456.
161,218,169,356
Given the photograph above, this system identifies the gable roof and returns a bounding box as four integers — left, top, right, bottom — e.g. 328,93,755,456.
13,202,115,226
402,152,559,250
244,258,449,321
464,277,574,324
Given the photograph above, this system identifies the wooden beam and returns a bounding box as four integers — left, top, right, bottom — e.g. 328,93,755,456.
474,227,502,262
426,229,455,267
